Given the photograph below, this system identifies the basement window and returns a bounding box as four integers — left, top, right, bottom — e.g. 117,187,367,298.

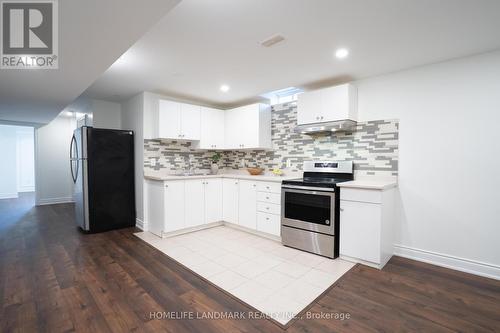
261,87,303,105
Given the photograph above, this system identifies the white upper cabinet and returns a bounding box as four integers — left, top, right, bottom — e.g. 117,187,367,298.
157,100,201,140
225,103,272,150
198,107,225,149
154,99,271,150
297,83,357,125
158,99,181,139
180,103,201,140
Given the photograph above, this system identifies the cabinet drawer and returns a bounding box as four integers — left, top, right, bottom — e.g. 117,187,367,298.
257,202,281,215
257,212,281,236
256,182,281,194
340,188,382,204
257,191,281,204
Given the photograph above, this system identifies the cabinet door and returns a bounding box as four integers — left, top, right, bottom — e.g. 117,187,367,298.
184,179,204,227
164,181,185,232
238,180,257,229
257,212,281,236
297,89,322,125
180,103,201,140
340,200,381,264
204,178,223,223
222,178,239,224
239,105,259,148
146,181,165,236
224,108,241,149
158,100,181,139
321,84,350,122
200,107,225,149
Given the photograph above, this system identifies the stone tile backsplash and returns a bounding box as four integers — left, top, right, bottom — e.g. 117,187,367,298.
144,102,398,177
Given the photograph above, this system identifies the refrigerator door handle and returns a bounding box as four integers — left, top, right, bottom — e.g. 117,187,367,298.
70,134,79,183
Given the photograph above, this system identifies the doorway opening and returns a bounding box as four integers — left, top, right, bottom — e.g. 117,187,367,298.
0,125,36,224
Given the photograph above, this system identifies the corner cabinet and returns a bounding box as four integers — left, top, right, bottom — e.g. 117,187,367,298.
224,103,272,150
297,83,357,125
197,107,225,149
155,100,201,140
339,187,396,269
146,178,223,237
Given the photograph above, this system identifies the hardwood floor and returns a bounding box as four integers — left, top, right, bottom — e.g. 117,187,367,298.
1,195,499,332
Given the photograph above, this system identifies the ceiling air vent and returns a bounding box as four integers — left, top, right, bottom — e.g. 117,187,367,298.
260,34,285,47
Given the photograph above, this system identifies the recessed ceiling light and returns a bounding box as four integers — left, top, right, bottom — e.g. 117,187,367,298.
335,48,349,59
220,84,230,92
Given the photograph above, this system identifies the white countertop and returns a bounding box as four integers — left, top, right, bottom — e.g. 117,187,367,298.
337,177,398,190
144,172,297,183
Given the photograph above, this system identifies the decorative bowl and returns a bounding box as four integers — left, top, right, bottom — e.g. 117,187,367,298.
246,167,264,175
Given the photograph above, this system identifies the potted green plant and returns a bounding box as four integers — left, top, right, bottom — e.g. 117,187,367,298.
210,152,222,174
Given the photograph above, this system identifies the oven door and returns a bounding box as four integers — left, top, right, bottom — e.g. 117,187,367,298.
281,186,335,235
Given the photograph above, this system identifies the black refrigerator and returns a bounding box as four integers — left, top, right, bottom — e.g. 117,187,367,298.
70,126,136,233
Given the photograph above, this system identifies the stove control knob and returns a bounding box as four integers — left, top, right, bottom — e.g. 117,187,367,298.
325,220,330,225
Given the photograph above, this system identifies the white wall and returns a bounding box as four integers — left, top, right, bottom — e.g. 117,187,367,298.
121,93,145,227
35,114,75,205
92,99,122,129
16,127,35,192
355,50,500,279
0,125,18,199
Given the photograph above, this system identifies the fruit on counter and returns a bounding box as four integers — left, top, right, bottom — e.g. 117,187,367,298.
272,168,283,176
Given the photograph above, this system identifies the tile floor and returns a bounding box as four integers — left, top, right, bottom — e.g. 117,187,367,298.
135,226,355,325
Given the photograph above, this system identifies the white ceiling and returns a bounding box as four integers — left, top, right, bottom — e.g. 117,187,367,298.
0,0,180,125
85,0,500,108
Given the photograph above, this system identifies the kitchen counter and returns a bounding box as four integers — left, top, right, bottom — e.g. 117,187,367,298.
337,177,398,190
144,172,298,183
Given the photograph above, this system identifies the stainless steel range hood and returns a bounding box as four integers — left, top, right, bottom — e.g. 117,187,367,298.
294,119,357,135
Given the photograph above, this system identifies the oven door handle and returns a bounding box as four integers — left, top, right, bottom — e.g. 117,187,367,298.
282,185,335,193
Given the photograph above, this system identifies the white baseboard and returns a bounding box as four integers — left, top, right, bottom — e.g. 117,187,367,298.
36,197,74,206
136,218,147,231
394,244,500,281
0,193,18,200
18,186,35,193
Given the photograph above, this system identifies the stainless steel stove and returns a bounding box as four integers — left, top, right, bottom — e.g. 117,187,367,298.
281,161,354,258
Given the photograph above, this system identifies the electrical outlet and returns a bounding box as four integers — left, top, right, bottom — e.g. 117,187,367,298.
286,159,292,168
240,158,245,168
150,158,156,167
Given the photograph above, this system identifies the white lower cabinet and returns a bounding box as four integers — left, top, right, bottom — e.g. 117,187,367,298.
146,180,185,235
184,179,205,228
256,181,281,237
147,178,282,238
222,178,239,224
238,180,258,229
339,187,396,269
257,212,280,236
340,200,381,264
204,178,223,223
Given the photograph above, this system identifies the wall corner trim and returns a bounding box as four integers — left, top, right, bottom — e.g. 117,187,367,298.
394,244,500,281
